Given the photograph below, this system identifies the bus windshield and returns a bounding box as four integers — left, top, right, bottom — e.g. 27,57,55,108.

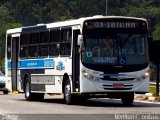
82,32,148,65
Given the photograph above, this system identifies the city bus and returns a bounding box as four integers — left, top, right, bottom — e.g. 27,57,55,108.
5,16,149,105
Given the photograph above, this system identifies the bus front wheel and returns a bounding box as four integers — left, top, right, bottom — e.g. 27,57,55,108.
64,80,74,104
121,93,134,106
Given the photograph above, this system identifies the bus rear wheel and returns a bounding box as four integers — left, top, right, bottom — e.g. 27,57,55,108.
3,90,9,94
121,93,134,106
25,77,44,101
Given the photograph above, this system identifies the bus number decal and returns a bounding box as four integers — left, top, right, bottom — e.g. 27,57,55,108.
44,59,54,67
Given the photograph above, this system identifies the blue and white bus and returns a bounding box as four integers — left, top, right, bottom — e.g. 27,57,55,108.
5,16,149,105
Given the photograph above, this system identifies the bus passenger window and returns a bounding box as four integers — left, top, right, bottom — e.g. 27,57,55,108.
7,35,11,59
40,31,49,43
38,45,48,57
61,29,72,42
20,33,30,58
60,28,72,56
49,44,59,56
60,43,71,56
30,32,39,44
50,29,60,43
49,29,60,56
20,34,30,45
38,31,49,57
29,46,38,58
20,46,28,58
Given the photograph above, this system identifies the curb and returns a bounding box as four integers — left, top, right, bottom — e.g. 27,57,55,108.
135,93,160,102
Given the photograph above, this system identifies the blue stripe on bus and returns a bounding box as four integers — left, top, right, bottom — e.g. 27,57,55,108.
22,25,46,32
7,59,54,69
8,60,11,69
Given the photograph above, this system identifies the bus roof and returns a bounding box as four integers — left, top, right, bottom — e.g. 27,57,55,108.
6,16,147,35
47,16,147,29
6,24,46,34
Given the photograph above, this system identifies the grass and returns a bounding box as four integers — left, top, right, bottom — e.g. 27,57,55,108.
149,86,160,96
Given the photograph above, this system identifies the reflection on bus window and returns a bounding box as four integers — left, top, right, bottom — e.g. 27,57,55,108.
119,34,135,55
49,44,59,56
102,37,114,57
60,28,72,56
29,46,38,58
60,43,71,56
82,33,147,65
50,29,60,43
30,33,38,44
38,45,48,57
40,31,49,43
20,34,30,45
7,35,11,59
135,37,145,54
20,46,28,58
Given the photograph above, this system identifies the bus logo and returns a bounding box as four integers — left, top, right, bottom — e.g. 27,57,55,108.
56,61,65,70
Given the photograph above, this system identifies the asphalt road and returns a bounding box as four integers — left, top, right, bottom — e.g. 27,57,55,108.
0,92,160,120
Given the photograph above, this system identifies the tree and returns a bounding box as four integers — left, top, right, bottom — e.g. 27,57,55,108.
1,0,160,74
152,24,160,40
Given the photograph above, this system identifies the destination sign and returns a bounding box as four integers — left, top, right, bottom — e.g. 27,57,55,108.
84,19,147,30
92,22,137,28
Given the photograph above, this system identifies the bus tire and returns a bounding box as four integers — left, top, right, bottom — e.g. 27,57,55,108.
3,90,9,94
64,79,74,105
25,77,44,101
121,92,134,106
25,76,33,101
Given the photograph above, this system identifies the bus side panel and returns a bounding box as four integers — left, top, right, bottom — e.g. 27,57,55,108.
45,57,72,93
20,69,45,91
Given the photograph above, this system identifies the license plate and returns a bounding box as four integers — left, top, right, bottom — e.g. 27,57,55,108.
113,83,124,88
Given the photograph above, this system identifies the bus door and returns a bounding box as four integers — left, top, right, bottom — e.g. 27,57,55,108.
72,29,80,92
11,34,20,91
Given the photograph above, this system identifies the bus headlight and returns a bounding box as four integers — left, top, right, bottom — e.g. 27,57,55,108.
144,71,149,77
82,70,90,77
82,70,99,81
141,71,149,79
82,70,93,79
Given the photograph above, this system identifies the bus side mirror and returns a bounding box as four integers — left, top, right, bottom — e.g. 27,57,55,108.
77,35,83,46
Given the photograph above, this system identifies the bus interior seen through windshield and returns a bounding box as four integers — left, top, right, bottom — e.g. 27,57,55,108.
82,32,148,66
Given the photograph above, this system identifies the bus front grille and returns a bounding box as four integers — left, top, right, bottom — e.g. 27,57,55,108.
104,88,132,90
101,77,135,81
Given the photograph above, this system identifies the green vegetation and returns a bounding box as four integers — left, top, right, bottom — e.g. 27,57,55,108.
149,86,160,96
149,87,156,95
0,0,160,72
